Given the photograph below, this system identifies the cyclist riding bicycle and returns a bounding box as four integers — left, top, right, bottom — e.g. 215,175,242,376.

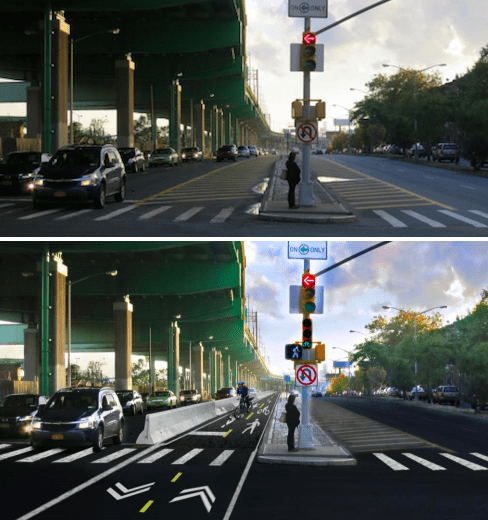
237,381,251,412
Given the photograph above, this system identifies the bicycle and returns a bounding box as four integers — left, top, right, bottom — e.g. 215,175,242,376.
233,397,254,419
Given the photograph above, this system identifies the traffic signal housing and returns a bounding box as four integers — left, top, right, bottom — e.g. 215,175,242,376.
301,32,317,71
302,318,312,349
300,272,316,314
285,343,303,360
316,343,325,362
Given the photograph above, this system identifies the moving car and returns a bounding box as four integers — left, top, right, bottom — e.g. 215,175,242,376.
237,146,250,158
248,145,258,157
146,390,177,409
180,147,203,162
0,393,49,437
115,390,144,415
216,145,237,162
0,151,50,195
179,389,202,405
148,148,179,167
248,388,257,397
117,147,146,172
33,145,126,209
30,387,124,451
215,387,236,399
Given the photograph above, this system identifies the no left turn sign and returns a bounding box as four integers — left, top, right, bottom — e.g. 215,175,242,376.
296,122,318,143
295,363,318,386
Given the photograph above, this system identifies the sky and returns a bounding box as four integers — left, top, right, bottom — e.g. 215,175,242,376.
1,0,487,137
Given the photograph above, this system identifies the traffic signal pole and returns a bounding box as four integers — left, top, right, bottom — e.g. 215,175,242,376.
299,17,314,208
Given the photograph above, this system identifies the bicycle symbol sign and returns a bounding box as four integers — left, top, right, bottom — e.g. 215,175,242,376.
296,122,318,143
296,364,318,386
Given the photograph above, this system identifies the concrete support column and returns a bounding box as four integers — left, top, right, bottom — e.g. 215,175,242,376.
169,79,182,155
167,322,180,396
193,343,204,397
211,106,218,154
116,55,135,148
224,354,231,387
233,117,239,147
52,13,70,151
114,297,133,391
219,110,225,147
225,111,231,144
24,328,40,386
194,101,205,155
26,87,42,140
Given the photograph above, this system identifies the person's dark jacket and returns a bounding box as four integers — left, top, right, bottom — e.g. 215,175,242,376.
285,401,300,427
286,159,301,183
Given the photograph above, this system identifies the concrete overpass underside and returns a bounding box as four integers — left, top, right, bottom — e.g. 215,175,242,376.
0,241,281,398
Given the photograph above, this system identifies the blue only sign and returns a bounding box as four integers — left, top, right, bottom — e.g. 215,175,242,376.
288,241,328,260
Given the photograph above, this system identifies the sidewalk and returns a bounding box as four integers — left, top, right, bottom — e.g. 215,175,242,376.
257,393,356,466
258,156,356,223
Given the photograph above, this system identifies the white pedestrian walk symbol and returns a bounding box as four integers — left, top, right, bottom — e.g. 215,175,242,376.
292,346,301,359
242,419,260,435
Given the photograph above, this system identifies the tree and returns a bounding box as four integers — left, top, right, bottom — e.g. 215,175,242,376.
329,131,349,152
78,360,108,386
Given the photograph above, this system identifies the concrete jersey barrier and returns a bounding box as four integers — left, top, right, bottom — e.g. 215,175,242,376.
136,391,275,445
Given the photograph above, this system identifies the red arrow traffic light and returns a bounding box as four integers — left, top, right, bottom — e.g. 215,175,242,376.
303,32,316,45
302,273,316,288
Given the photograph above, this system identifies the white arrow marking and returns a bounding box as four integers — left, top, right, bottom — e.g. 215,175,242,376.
106,481,155,500
170,486,215,513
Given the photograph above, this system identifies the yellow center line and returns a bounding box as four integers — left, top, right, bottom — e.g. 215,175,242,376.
323,158,456,210
246,412,254,420
139,500,154,513
171,472,182,482
223,429,232,437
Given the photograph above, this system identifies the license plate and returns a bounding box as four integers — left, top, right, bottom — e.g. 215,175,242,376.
54,191,66,197
51,433,64,440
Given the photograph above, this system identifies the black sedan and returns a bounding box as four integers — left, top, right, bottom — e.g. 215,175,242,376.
0,393,49,437
216,145,237,162
0,151,50,195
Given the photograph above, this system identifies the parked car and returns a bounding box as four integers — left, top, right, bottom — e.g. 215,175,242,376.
30,387,124,451
387,387,399,397
215,387,236,399
0,151,51,195
470,391,488,410
33,145,126,209
406,143,427,158
117,147,146,172
248,388,257,397
406,386,427,401
0,393,49,437
237,146,250,158
433,386,460,406
146,390,177,409
432,142,459,163
180,147,203,162
376,386,388,396
179,389,202,405
216,145,237,162
115,390,144,415
312,391,323,397
148,148,179,167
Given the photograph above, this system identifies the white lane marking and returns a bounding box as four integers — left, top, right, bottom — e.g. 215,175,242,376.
18,208,66,220
210,207,234,223
440,453,488,470
0,203,15,209
17,448,66,462
190,431,227,436
373,210,407,227
373,453,409,470
53,447,103,462
137,448,173,463
0,444,11,450
402,453,446,470
93,205,138,221
461,185,476,190
424,176,434,179
173,206,204,222
438,210,487,228
471,453,488,463
468,210,488,220
91,447,135,463
54,209,93,220
171,448,204,465
0,447,33,460
401,210,446,227
137,206,171,220
209,450,235,466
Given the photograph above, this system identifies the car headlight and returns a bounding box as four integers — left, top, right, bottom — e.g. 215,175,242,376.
80,173,99,187
78,416,97,429
34,178,44,187
181,153,186,159
32,420,42,429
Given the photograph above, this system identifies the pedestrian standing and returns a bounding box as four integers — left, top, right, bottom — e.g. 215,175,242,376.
285,152,301,209
285,394,300,452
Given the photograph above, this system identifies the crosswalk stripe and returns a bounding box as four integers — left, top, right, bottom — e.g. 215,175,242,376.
468,210,488,220
91,448,135,463
372,210,407,227
402,453,446,470
209,450,235,466
0,447,34,460
440,453,488,470
137,206,171,220
93,205,138,221
470,453,488,463
18,208,65,220
0,444,11,450
173,207,204,222
171,448,204,465
210,207,234,223
439,210,488,227
0,203,15,209
373,453,409,470
53,447,103,462
138,448,174,463
54,209,93,220
17,448,66,462
401,210,446,227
